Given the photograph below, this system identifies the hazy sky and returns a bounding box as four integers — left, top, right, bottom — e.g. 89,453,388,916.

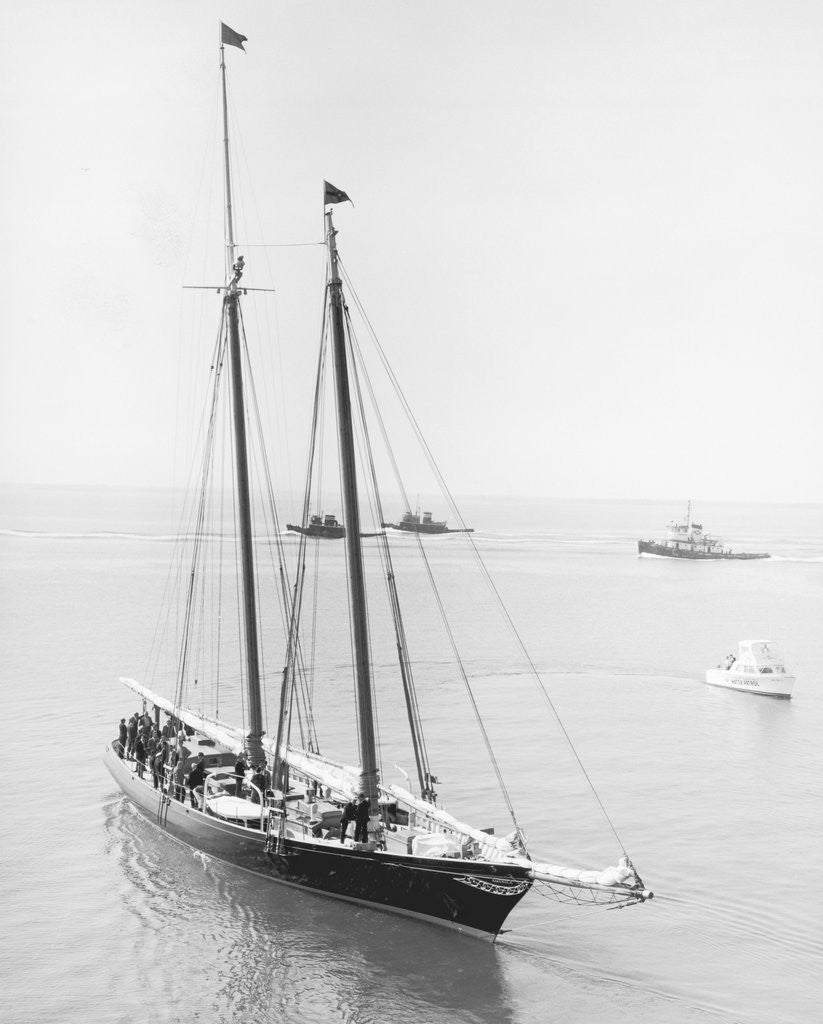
3,1,822,502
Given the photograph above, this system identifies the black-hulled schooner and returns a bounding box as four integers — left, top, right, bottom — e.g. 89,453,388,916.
104,27,652,939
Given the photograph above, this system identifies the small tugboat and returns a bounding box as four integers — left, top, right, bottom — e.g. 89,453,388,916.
287,513,345,539
706,641,795,698
382,509,473,535
638,502,769,560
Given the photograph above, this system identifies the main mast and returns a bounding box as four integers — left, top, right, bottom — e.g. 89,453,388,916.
325,209,380,817
221,40,264,765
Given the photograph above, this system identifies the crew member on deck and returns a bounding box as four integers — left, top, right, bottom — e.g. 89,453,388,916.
187,753,206,808
126,715,138,758
234,753,248,798
354,792,370,843
250,764,267,804
339,797,357,843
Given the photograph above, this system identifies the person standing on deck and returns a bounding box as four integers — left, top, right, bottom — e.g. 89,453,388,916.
134,734,146,779
173,755,186,802
186,753,206,808
249,764,266,804
126,715,138,758
354,793,370,843
117,718,127,757
152,746,164,790
234,753,248,798
339,797,357,843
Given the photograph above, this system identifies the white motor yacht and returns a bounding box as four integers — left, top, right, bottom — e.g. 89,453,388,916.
706,640,795,698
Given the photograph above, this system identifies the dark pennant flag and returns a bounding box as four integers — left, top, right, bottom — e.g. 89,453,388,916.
324,181,352,206
221,23,247,51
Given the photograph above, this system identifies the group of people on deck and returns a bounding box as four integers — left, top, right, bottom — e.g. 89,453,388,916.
116,710,371,838
340,793,370,844
232,753,271,804
117,711,212,806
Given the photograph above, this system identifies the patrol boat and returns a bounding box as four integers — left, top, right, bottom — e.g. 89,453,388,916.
706,641,795,698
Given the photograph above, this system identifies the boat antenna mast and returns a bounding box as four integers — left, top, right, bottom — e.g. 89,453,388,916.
325,205,380,822
219,27,264,765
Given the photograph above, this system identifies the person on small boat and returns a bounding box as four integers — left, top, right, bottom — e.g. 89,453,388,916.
724,653,735,669
354,793,370,843
339,797,357,843
134,734,146,779
117,718,127,758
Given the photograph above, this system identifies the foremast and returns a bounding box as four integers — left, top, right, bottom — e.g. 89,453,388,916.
325,208,380,821
220,38,264,765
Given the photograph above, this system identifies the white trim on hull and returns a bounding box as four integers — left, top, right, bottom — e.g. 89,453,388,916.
705,669,794,698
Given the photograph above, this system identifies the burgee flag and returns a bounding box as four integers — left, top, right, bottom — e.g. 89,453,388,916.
324,181,352,206
221,23,247,51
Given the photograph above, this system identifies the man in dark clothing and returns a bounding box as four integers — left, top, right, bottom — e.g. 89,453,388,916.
134,735,146,778
152,747,164,790
126,715,138,758
339,797,357,843
187,753,206,807
234,754,248,798
249,765,267,804
354,792,370,843
117,718,127,757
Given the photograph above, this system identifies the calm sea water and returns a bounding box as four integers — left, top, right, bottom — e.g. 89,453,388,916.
1,485,821,1024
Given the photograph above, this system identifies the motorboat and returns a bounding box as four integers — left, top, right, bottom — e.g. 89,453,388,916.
705,640,795,698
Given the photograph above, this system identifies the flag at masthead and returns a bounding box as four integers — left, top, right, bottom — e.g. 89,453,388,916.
221,23,247,51
324,181,352,206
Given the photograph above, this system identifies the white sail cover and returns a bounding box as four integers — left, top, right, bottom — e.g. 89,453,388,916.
119,677,645,893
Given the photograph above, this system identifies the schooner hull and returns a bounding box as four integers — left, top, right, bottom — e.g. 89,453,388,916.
637,540,770,560
104,745,531,937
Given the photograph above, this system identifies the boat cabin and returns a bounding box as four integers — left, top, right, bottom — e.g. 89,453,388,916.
730,640,788,675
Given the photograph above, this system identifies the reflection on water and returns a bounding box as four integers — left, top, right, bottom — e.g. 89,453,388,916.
107,801,513,1024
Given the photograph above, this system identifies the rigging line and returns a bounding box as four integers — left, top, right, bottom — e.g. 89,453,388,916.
172,312,229,714
343,309,434,780
339,261,469,528
463,529,629,854
286,288,332,749
346,312,432,796
335,269,523,836
236,305,310,749
275,293,334,759
326,288,364,761
233,241,324,248
237,304,296,617
345,335,387,784
413,525,528,847
215,435,227,719
145,305,228,690
339,261,627,852
225,330,248,737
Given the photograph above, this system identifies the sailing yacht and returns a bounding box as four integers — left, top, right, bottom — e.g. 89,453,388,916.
104,26,652,939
